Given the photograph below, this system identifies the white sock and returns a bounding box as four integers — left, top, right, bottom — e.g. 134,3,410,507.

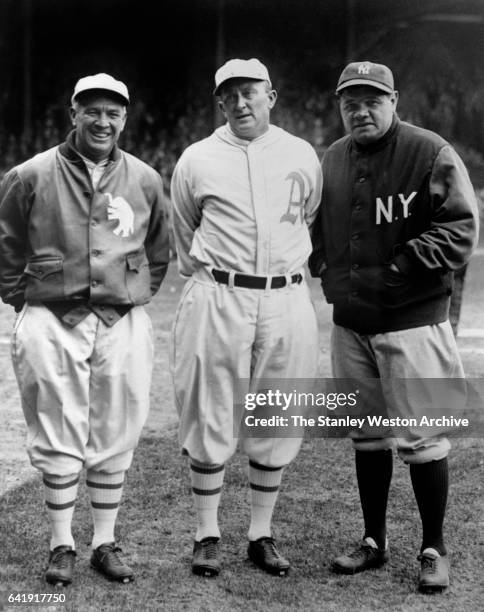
86,469,125,550
43,473,79,550
248,460,283,541
190,460,225,541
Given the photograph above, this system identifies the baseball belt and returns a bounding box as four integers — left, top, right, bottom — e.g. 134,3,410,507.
211,269,302,289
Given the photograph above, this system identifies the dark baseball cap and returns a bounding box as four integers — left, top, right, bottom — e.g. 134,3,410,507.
336,61,394,95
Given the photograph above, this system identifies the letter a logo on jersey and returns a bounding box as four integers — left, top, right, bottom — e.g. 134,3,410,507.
105,193,135,237
280,171,305,225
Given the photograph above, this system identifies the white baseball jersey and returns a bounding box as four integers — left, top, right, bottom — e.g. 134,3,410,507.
170,124,323,465
171,124,323,278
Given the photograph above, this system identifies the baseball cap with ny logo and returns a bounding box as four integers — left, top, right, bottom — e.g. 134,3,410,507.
336,61,394,95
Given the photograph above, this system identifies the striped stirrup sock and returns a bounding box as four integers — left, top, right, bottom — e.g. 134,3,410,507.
248,460,284,541
43,473,80,550
86,470,125,550
190,460,225,541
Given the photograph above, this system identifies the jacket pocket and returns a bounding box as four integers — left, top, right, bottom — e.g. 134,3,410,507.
382,265,407,288
379,266,448,308
126,250,151,303
24,256,64,301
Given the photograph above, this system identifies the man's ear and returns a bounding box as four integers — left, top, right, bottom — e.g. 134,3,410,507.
218,100,227,118
391,90,399,110
267,89,277,110
69,106,77,127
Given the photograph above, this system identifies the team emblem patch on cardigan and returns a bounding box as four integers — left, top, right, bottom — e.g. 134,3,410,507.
105,193,135,237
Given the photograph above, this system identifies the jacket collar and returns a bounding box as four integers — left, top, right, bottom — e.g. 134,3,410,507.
58,130,122,163
352,114,400,154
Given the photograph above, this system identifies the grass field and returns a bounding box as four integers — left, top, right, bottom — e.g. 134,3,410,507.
1,258,483,612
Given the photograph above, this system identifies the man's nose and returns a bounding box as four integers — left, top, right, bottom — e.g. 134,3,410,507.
95,113,110,126
235,93,247,109
354,106,369,119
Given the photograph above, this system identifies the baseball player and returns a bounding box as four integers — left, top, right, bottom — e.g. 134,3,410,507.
0,73,169,586
171,58,322,577
309,61,478,592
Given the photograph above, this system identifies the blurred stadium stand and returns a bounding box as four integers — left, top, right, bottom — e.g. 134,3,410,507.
0,0,483,184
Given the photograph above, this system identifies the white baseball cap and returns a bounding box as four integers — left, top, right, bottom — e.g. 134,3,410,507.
214,58,271,95
71,73,130,105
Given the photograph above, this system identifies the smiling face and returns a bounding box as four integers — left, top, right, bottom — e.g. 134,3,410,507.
339,85,398,145
70,92,127,162
218,78,277,141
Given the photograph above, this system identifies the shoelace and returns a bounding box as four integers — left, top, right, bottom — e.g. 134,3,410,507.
348,544,375,559
259,538,281,561
51,549,74,568
100,545,126,567
201,539,218,560
418,555,437,574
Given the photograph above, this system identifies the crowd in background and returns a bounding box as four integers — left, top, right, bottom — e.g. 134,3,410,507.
0,84,341,187
1,80,484,200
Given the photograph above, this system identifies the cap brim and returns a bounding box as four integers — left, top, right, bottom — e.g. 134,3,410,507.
213,76,271,96
336,78,394,94
71,88,129,106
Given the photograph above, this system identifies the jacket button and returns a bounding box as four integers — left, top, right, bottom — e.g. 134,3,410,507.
351,233,359,241
352,263,359,270
358,177,366,183
351,290,359,297
354,204,362,211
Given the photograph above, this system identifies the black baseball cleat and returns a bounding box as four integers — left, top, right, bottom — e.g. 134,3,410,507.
248,537,290,576
45,545,76,586
332,537,389,574
90,542,134,583
192,537,221,577
417,549,449,593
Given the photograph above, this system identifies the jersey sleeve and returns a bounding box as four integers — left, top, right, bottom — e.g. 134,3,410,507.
307,148,325,277
0,169,30,311
308,203,326,277
170,152,203,278
394,145,479,275
304,146,323,231
144,172,171,295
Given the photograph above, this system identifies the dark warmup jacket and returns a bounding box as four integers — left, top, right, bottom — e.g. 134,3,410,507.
309,116,479,334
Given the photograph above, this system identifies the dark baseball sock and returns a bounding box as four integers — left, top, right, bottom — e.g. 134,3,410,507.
410,457,448,556
355,449,393,550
